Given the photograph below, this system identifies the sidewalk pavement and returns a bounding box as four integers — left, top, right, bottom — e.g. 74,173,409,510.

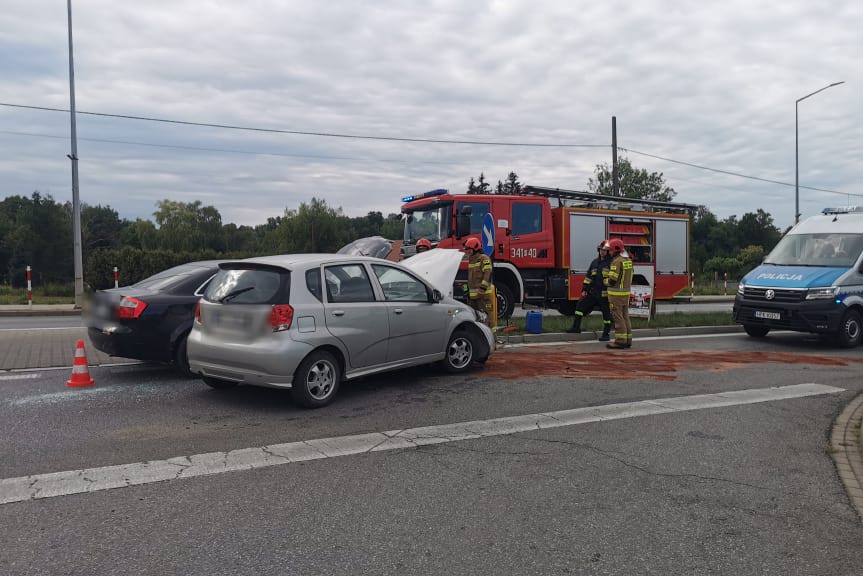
0,304,81,316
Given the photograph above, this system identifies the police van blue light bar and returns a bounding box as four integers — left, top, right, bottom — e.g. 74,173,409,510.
822,206,863,214
402,189,448,203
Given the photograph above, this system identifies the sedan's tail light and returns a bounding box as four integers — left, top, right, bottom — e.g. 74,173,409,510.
194,300,202,324
270,304,294,332
117,296,147,319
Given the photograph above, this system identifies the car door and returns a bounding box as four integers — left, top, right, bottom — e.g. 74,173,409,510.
322,263,388,369
371,263,449,362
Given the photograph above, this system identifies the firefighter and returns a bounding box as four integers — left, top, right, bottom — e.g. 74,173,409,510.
463,237,494,328
604,238,633,349
416,238,432,253
567,240,613,341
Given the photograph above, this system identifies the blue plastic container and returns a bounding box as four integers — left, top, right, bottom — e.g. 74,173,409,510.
525,310,543,334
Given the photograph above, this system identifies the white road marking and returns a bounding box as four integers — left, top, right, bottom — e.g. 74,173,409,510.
0,373,40,381
0,383,843,505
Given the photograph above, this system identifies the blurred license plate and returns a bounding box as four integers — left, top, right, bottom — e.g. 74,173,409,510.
754,310,780,320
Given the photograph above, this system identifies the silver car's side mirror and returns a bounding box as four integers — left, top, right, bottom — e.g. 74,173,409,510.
432,289,443,303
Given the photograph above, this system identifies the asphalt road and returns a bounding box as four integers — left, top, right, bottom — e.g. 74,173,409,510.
1,332,861,575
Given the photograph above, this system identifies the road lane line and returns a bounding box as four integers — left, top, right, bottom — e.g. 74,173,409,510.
0,383,843,505
0,373,40,381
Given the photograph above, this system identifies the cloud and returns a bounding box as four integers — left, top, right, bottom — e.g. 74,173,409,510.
1,0,859,229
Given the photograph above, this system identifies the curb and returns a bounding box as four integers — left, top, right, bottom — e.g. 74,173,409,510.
0,309,81,317
830,392,863,523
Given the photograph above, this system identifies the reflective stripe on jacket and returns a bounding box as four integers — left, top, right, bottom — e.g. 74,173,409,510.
583,255,612,297
468,252,493,298
605,254,633,297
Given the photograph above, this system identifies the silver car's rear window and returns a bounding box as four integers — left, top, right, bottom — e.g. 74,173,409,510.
204,266,289,304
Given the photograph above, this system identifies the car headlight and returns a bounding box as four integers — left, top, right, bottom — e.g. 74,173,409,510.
805,287,838,300
737,282,745,295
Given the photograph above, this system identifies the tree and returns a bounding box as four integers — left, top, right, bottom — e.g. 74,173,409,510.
467,173,492,195
380,213,404,240
0,192,73,285
120,219,159,250
502,171,523,195
738,209,781,252
588,156,676,201
264,197,355,253
81,204,124,251
222,223,260,254
153,199,224,252
737,245,765,272
348,211,385,238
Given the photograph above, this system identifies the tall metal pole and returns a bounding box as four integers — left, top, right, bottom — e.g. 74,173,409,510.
794,102,798,224
611,116,619,197
794,81,845,225
67,0,84,307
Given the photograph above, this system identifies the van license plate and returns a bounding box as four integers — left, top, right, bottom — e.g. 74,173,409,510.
754,310,780,320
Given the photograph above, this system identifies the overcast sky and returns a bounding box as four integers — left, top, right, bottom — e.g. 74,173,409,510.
1,1,859,230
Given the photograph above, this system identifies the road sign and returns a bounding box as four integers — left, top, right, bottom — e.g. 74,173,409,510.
482,213,495,257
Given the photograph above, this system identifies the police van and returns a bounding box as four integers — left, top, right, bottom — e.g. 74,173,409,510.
733,206,863,347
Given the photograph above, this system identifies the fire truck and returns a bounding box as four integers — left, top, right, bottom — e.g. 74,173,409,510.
400,186,695,318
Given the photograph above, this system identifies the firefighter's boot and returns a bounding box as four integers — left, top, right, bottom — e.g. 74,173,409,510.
625,337,632,348
566,315,582,334
598,323,611,342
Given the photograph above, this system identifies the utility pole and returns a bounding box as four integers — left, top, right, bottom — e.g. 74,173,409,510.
611,116,619,197
67,0,84,307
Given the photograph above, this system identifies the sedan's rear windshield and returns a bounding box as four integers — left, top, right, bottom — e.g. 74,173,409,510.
204,267,289,304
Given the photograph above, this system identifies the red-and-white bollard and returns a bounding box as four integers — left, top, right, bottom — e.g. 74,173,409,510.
690,272,695,297
113,266,119,289
723,272,728,296
26,265,32,308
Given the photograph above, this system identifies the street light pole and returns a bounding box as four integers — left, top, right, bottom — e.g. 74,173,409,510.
795,81,844,224
67,0,84,308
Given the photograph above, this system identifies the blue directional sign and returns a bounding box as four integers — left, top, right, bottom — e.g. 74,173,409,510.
482,213,495,257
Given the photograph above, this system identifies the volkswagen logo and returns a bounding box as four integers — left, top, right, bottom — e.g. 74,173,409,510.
765,289,775,300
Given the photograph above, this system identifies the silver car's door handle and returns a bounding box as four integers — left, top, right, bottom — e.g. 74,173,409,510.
393,308,403,314
332,310,345,316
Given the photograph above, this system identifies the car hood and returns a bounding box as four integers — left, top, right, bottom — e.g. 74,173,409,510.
743,264,848,288
401,249,464,297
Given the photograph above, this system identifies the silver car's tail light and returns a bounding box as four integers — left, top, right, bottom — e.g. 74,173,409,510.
194,300,202,324
270,304,294,332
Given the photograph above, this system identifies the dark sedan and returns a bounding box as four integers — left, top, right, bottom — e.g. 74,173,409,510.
86,261,224,375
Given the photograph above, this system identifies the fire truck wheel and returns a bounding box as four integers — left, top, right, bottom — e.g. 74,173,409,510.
743,324,770,338
495,284,515,319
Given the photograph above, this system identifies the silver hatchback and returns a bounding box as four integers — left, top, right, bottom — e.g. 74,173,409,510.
187,251,494,408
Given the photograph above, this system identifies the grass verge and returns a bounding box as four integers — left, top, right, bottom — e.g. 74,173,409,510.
499,311,734,334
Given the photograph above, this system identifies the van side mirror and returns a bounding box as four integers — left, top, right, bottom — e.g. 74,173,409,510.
431,288,443,303
456,215,470,239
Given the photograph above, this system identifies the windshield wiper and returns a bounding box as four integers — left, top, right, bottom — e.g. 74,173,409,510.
218,286,255,303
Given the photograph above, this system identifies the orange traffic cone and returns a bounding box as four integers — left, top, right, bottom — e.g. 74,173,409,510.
66,339,95,387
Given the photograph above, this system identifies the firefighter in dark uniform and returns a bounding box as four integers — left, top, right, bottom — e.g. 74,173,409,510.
605,238,633,349
567,240,613,340
463,237,494,328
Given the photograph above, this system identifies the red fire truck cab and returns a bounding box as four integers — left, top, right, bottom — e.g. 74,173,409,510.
401,186,694,318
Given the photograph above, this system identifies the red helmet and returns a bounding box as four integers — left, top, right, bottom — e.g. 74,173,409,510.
608,238,625,254
416,238,432,251
464,237,482,251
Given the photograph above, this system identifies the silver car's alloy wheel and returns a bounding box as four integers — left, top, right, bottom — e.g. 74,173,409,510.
447,334,473,370
305,358,337,401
